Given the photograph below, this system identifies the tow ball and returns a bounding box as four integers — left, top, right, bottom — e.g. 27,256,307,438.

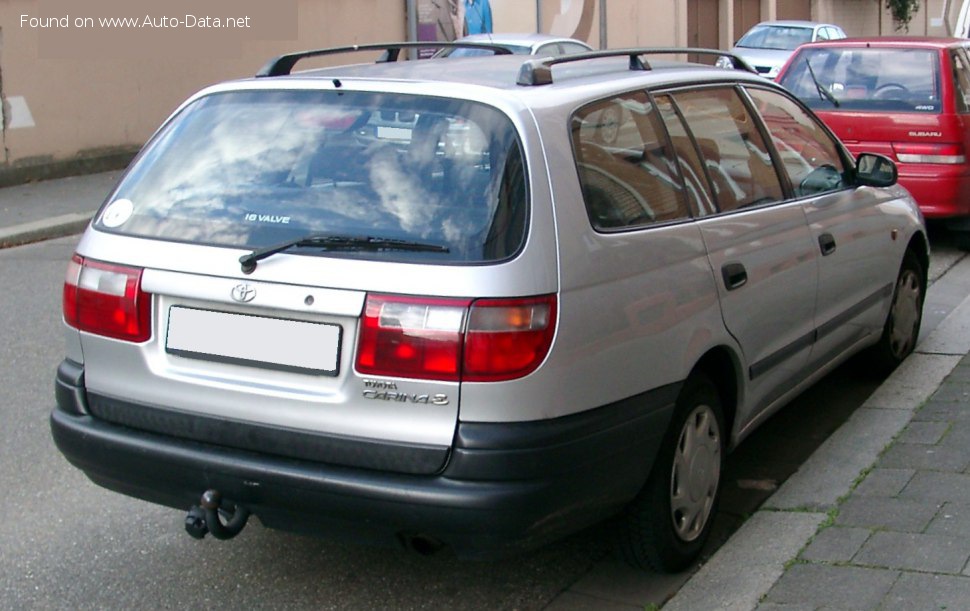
184,489,251,540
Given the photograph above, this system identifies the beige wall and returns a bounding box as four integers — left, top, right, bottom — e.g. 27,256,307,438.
602,0,687,47
1,0,405,178
816,0,953,36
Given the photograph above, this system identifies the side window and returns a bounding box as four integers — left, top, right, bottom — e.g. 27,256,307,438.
669,87,784,212
560,42,591,55
655,95,717,217
746,87,847,197
571,92,690,230
816,27,830,41
952,50,970,113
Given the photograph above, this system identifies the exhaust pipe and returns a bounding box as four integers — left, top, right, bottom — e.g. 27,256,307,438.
184,489,250,540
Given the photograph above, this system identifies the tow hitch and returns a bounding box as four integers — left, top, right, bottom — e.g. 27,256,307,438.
184,489,251,540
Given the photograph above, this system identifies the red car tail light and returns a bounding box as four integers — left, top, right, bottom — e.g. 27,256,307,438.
892,142,966,164
356,295,471,381
355,293,557,382
463,295,557,382
63,254,152,343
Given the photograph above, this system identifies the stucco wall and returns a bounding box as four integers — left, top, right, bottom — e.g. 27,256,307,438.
0,0,406,182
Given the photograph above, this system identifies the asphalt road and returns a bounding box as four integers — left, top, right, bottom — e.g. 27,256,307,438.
2,231,965,609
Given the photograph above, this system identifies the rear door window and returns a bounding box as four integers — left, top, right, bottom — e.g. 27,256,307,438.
663,87,784,212
571,91,690,230
97,90,527,264
779,47,941,113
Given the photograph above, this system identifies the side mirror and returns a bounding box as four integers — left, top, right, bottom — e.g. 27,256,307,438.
855,153,897,187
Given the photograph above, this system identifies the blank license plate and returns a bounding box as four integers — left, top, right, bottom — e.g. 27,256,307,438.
166,307,341,376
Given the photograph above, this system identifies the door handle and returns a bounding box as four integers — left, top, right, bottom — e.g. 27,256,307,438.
721,262,748,291
818,233,837,256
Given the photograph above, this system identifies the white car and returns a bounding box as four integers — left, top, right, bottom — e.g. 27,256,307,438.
432,32,592,57
717,20,846,78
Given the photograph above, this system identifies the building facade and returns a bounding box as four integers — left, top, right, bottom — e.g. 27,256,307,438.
0,0,959,185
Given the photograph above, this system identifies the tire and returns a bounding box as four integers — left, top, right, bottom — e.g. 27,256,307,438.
617,373,725,573
869,250,925,374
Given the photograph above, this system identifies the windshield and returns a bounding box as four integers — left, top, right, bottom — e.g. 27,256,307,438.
779,47,941,113
737,25,813,51
97,90,527,263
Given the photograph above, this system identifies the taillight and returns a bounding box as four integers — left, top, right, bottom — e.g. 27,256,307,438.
463,296,557,382
892,142,966,164
63,254,152,343
355,293,556,382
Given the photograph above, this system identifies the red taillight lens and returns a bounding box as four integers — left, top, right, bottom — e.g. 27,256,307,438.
63,254,152,343
355,293,557,382
356,295,471,381
463,296,557,382
892,142,966,164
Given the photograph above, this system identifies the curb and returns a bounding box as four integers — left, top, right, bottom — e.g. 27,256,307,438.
0,213,92,249
663,271,970,610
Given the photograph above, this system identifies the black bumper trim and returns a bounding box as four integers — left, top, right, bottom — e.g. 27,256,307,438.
86,392,448,476
51,362,678,556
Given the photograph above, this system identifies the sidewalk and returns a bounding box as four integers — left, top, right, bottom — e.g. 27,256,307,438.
0,170,120,247
665,272,970,609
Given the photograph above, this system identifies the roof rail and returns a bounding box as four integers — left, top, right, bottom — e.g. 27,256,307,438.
516,47,757,86
256,42,513,77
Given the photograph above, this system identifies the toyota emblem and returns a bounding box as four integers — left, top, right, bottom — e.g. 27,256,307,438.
230,284,257,303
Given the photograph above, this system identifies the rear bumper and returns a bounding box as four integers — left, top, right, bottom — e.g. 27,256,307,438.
51,359,676,557
897,165,970,219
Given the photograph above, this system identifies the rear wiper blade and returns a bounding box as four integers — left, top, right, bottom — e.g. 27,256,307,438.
805,57,840,108
239,233,449,273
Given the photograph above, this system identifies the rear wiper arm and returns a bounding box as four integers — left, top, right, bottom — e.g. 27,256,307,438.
805,58,840,108
239,233,449,273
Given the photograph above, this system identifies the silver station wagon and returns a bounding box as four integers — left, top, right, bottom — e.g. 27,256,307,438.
52,43,928,572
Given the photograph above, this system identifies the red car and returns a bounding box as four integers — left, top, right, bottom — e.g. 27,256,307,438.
778,37,970,245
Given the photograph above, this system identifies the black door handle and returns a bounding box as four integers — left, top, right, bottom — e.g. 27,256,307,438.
721,262,748,291
818,233,837,256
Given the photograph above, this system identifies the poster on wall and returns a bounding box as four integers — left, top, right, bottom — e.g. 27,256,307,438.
412,0,599,55
415,0,494,57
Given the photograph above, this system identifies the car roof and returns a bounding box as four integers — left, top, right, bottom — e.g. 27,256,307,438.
796,36,968,50
253,51,767,96
455,32,588,45
750,20,837,29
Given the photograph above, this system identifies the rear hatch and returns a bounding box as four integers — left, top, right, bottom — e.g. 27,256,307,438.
65,85,550,475
779,45,966,162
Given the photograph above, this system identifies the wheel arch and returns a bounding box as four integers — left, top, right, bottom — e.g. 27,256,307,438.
689,346,741,449
906,231,929,285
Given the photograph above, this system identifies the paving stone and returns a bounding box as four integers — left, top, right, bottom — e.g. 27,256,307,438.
763,563,897,609
939,421,970,448
852,468,914,497
926,502,970,538
854,531,970,573
878,442,970,472
929,383,970,403
883,572,970,609
901,471,970,503
799,526,871,563
897,421,949,445
835,496,942,532
914,399,970,423
755,603,815,610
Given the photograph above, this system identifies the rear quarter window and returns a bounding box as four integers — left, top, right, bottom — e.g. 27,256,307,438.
780,47,942,113
96,90,527,264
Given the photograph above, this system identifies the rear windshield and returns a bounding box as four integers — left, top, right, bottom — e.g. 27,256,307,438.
779,47,941,113
96,90,527,263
